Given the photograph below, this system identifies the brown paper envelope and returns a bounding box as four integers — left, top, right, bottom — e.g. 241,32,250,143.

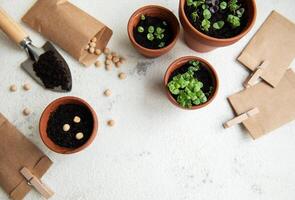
0,113,52,200
238,11,295,87
22,0,113,66
228,69,295,139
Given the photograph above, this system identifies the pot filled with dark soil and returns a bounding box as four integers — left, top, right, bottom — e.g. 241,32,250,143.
128,5,180,57
39,96,98,154
164,56,219,110
179,0,256,52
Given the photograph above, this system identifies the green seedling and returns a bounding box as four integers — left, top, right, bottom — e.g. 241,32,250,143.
227,14,240,28
213,20,224,29
137,26,144,33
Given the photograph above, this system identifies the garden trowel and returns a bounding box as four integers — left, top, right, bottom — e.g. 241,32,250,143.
0,8,72,92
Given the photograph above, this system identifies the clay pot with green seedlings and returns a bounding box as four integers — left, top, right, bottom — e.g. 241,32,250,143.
179,0,256,52
164,56,219,110
128,5,180,57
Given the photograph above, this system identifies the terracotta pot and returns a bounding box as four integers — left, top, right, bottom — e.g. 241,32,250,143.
179,0,257,52
128,5,180,58
164,56,219,110
39,96,98,154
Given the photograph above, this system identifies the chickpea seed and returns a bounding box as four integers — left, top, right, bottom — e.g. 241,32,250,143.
115,61,122,68
73,116,81,123
75,132,84,140
118,72,127,80
23,108,31,116
95,61,101,67
95,49,102,55
104,89,112,97
107,54,113,60
23,83,31,91
103,47,110,54
89,47,95,54
63,124,70,132
112,56,120,63
85,45,90,50
89,42,96,47
9,84,17,92
105,65,112,71
91,37,97,42
107,120,115,127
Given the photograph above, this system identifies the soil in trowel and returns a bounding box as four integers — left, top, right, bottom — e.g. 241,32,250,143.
33,51,71,91
47,104,94,148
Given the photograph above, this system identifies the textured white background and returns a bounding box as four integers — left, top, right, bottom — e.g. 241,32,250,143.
0,0,295,200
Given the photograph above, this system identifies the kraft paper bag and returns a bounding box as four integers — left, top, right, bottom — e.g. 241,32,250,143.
228,69,295,139
0,113,52,200
238,11,295,87
22,0,113,66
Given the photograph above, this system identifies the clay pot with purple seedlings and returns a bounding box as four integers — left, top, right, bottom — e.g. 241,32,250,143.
164,56,219,110
128,5,180,57
39,96,98,154
179,0,257,52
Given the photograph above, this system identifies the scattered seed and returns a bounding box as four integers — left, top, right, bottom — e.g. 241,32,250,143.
112,56,120,63
23,83,31,91
115,62,122,68
23,108,31,116
118,72,127,80
95,49,102,55
107,54,113,60
91,37,97,42
9,84,17,92
120,57,126,63
89,47,95,54
105,60,112,65
85,45,90,50
90,42,96,47
103,47,110,54
95,61,101,67
104,89,112,97
63,124,70,132
111,52,118,57
75,132,84,140
107,120,115,127
73,116,81,123
105,65,112,71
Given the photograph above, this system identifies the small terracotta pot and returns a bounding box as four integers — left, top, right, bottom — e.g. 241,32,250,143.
39,96,98,154
178,0,257,52
164,56,219,110
128,5,180,58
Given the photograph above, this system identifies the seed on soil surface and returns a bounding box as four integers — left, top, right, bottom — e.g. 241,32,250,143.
95,49,102,55
118,72,127,80
75,132,84,140
63,124,70,132
103,47,110,54
107,54,113,60
23,108,31,116
115,62,122,68
89,47,95,54
85,45,90,50
73,116,81,123
23,83,31,91
95,61,101,67
9,84,17,92
104,89,112,97
112,56,120,63
90,42,96,47
107,120,115,127
91,37,97,42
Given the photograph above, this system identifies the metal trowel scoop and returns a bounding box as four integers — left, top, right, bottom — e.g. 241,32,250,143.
0,8,72,92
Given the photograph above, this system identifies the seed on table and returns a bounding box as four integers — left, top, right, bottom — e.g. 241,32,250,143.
118,72,127,80
91,37,97,42
23,83,31,91
107,119,115,127
89,42,96,47
95,49,102,55
85,45,90,50
75,132,84,140
89,47,95,54
106,54,113,60
105,65,112,71
9,84,17,92
104,89,112,97
112,56,120,63
73,116,81,123
120,57,126,63
63,124,70,132
103,47,110,54
95,61,101,67
105,60,112,65
23,108,31,116
111,52,118,57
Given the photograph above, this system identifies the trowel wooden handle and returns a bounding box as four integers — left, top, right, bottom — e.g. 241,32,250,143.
0,8,28,45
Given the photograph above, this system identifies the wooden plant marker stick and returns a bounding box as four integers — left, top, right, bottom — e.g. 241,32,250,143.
223,108,259,129
243,61,270,88
20,167,54,199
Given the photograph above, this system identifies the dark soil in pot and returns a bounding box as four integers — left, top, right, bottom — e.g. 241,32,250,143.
47,103,94,148
133,15,173,49
168,60,215,108
184,0,249,38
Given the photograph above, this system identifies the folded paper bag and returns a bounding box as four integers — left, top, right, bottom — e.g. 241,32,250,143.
22,0,113,66
0,113,53,200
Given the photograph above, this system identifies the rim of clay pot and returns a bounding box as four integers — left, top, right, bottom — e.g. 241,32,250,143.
164,56,219,110
179,0,257,43
127,5,180,56
39,96,98,154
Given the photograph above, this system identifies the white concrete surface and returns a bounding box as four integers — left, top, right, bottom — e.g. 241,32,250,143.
0,0,295,200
